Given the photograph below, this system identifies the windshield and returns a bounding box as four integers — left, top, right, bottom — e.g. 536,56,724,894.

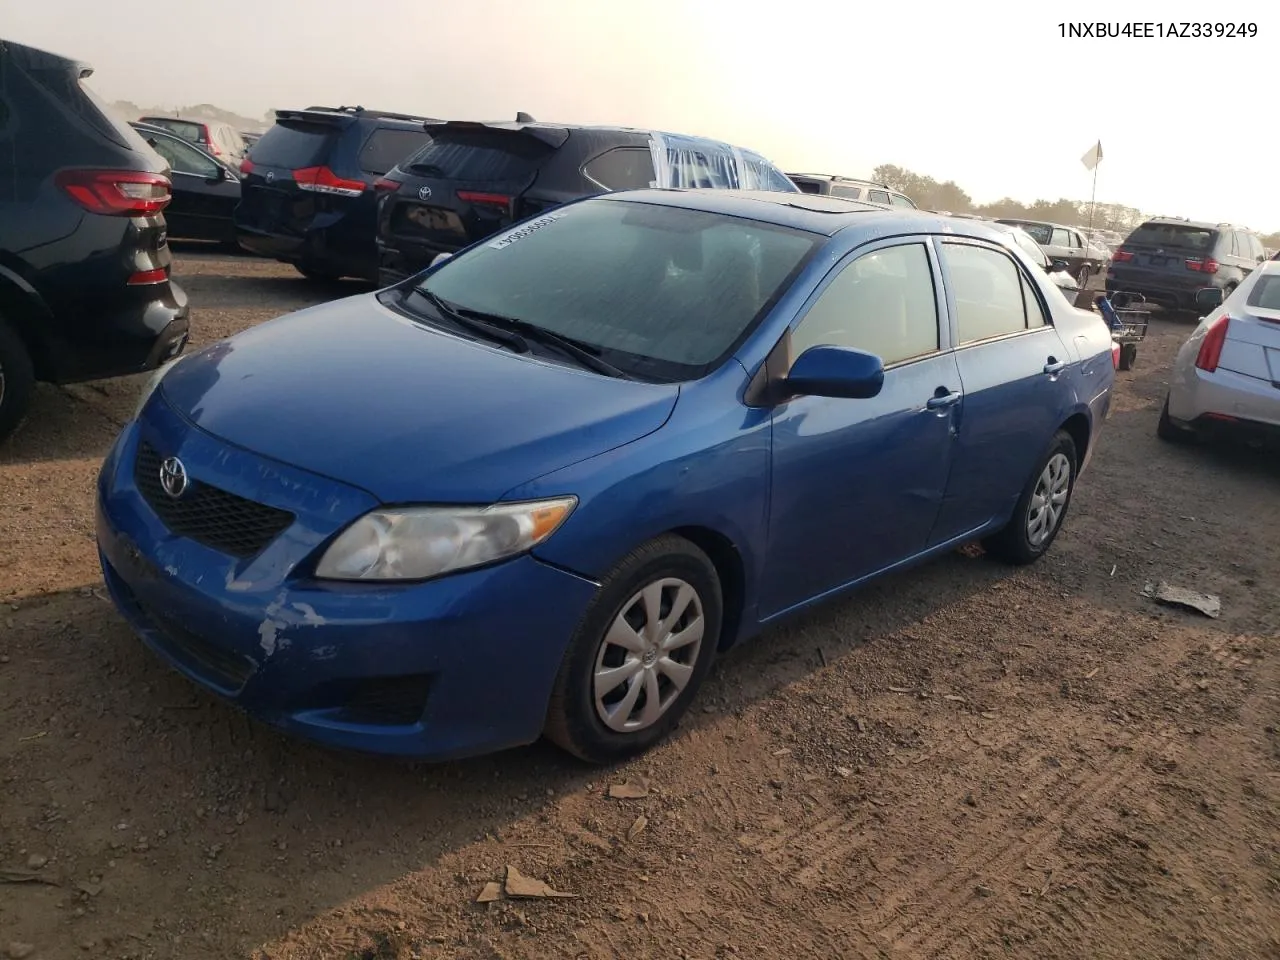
415,198,820,380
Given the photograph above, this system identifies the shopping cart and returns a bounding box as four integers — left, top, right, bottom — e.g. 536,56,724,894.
1095,292,1151,371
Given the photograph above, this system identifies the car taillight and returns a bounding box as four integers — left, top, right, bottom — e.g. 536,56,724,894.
1185,258,1219,273
127,267,169,286
55,169,171,216
1111,341,1122,369
458,190,514,214
1194,315,1230,372
292,166,366,197
373,177,401,192
240,157,256,175
1112,249,1134,262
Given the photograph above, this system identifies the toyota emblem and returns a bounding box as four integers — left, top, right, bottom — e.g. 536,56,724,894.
159,456,189,499
418,185,432,200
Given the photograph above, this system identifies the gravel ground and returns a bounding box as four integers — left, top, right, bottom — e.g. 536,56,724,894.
1,252,1276,960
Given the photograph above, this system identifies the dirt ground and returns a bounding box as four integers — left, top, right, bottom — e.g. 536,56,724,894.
1,251,1277,960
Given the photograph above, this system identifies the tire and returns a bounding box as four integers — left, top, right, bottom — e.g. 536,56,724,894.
1076,265,1091,288
294,263,342,282
544,534,722,764
982,430,1078,566
1157,396,1195,444
0,319,35,444
1118,343,1138,371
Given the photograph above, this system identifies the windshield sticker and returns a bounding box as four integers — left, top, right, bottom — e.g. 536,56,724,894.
488,212,567,249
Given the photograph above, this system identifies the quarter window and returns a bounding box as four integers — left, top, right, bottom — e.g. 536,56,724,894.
942,242,1045,343
582,147,657,190
830,184,862,200
790,243,940,366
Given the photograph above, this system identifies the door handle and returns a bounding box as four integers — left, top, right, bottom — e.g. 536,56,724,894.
926,390,962,411
1044,358,1067,375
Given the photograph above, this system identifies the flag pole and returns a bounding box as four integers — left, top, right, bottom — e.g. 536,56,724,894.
1087,161,1098,234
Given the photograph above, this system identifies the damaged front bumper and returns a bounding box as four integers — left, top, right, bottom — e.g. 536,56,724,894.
94,415,598,761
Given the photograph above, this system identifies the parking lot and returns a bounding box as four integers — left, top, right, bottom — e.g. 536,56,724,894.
1,251,1277,959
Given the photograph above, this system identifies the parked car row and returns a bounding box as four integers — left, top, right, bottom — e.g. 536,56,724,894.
232,107,801,283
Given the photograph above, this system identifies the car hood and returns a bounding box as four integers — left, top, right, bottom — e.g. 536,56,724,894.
159,295,680,503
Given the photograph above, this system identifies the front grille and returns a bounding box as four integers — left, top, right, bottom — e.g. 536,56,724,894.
141,600,258,693
134,441,295,559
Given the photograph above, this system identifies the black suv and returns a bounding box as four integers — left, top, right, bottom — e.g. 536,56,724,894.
1107,217,1269,310
374,120,797,285
0,39,190,442
234,106,437,281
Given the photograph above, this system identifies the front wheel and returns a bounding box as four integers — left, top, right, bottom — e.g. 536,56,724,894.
983,431,1077,565
1077,265,1092,288
544,535,722,764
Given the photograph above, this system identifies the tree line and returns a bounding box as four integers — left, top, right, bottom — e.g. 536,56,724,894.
872,165,1280,248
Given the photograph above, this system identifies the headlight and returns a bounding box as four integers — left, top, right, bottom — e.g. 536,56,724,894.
314,496,578,582
132,357,184,420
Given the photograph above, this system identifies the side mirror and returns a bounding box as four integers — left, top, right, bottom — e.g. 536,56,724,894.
210,165,228,182
1195,287,1224,312
784,345,884,400
1051,259,1069,270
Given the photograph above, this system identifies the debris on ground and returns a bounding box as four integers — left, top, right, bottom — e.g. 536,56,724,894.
475,882,503,904
502,865,576,899
607,780,650,799
1143,581,1222,618
625,815,649,842
0,869,58,886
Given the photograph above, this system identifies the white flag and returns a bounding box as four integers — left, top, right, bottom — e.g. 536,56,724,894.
1081,141,1103,170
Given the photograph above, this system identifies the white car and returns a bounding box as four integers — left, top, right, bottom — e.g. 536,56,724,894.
1158,260,1280,447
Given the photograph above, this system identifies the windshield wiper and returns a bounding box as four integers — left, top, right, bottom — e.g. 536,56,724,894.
413,289,531,354
446,305,636,380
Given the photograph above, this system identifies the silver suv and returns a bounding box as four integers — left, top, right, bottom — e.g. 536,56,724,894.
786,173,917,209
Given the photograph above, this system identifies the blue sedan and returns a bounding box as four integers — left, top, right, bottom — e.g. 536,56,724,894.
96,190,1116,764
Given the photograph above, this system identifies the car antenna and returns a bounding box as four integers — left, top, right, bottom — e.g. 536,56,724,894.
515,111,535,123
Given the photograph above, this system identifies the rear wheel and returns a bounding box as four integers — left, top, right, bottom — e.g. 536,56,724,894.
0,319,36,444
544,535,722,764
983,431,1077,565
1076,265,1092,288
1118,343,1138,371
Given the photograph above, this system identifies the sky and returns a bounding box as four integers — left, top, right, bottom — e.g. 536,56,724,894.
5,0,1275,231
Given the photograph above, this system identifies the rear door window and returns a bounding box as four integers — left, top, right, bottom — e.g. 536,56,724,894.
830,184,863,200
582,147,656,190
358,128,433,175
401,130,553,182
1050,228,1072,247
942,242,1040,344
250,122,339,168
148,118,205,143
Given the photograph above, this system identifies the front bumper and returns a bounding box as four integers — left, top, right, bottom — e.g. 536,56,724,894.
95,411,599,760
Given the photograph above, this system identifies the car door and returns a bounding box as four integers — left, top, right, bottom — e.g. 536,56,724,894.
148,133,238,240
1049,227,1078,269
761,238,962,618
927,239,1073,543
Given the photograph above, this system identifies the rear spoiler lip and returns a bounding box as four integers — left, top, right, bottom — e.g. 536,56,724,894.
422,120,570,148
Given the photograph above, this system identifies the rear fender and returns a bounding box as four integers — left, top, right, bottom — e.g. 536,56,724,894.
0,261,56,379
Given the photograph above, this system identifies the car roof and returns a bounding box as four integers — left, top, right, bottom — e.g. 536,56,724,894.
996,217,1079,230
1138,217,1241,231
599,188,1012,240
425,120,780,160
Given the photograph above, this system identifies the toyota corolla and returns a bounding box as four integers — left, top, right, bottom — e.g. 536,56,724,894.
96,190,1115,764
